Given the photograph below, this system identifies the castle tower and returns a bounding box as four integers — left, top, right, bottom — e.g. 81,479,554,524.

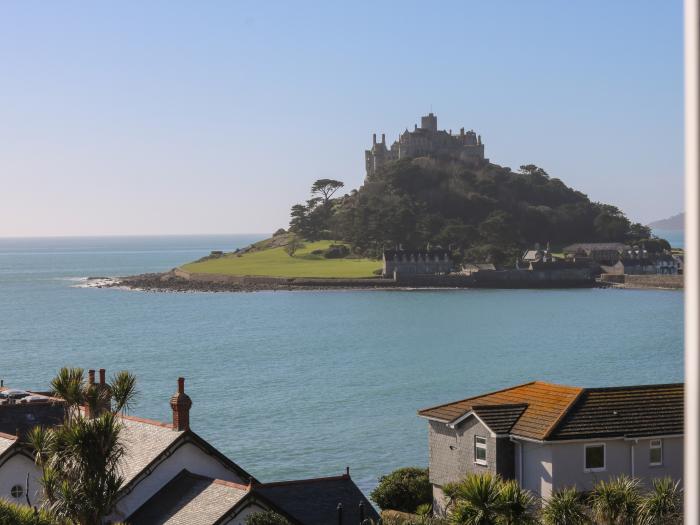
420,112,438,133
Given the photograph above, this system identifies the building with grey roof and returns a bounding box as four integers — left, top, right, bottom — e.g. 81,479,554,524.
0,371,376,525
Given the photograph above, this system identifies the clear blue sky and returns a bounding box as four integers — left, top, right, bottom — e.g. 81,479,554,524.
0,1,683,236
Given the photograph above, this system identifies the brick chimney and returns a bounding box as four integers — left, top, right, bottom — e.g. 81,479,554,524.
85,369,97,418
98,368,112,413
170,377,192,431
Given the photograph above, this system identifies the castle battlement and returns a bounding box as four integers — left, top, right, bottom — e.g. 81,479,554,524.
365,113,486,178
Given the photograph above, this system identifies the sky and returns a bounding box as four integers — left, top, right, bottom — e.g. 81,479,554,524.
0,1,684,237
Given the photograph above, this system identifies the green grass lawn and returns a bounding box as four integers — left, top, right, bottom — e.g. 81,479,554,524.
181,240,382,278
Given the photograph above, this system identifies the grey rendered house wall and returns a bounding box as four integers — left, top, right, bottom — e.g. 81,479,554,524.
550,437,683,493
428,417,513,514
519,436,684,500
632,437,683,487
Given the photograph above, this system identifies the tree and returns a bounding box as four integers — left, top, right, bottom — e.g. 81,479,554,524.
495,479,536,525
311,179,344,205
0,499,61,525
444,473,502,525
540,487,589,525
637,477,682,525
29,367,138,525
30,412,126,525
370,467,432,513
519,164,550,179
284,237,305,257
245,510,292,525
589,476,640,525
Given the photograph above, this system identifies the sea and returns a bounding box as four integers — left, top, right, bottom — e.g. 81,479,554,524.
0,233,684,493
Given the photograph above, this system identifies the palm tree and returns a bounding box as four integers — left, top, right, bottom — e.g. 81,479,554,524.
540,487,589,525
110,371,138,415
30,367,139,524
445,473,502,525
637,477,682,525
50,367,85,422
50,367,138,419
495,479,536,525
589,476,640,525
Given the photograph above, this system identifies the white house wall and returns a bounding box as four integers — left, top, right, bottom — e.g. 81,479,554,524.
109,441,247,522
0,453,42,507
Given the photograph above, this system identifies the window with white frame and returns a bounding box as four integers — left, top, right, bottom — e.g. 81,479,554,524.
650,439,663,466
474,436,487,465
584,443,606,472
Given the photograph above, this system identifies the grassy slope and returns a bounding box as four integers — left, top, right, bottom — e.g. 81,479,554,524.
181,240,382,278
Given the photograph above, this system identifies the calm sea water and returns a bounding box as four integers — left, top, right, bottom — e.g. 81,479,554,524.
0,235,683,493
654,228,684,249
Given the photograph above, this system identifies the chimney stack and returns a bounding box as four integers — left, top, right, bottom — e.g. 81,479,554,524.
170,377,193,431
381,133,385,145
85,369,96,418
372,133,376,146
99,368,106,385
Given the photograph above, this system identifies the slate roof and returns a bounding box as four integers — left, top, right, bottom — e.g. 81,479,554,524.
119,416,184,488
126,470,249,525
0,433,17,460
419,381,684,441
127,471,379,525
253,475,380,525
563,243,628,253
472,404,528,434
549,383,684,440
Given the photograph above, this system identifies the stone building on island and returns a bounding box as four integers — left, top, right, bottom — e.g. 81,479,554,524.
365,113,486,178
383,248,453,277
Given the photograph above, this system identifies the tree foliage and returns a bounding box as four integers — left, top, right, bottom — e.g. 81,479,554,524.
370,467,432,513
0,499,62,525
28,367,139,525
288,159,663,264
245,510,292,525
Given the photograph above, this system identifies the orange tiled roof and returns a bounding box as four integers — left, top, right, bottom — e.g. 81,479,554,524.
418,381,583,440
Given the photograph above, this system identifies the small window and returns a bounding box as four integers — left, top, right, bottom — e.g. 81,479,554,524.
650,439,663,466
584,443,606,472
10,484,23,499
474,436,488,465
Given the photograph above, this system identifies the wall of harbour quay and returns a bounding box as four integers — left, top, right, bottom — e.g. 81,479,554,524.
172,268,594,290
600,273,684,290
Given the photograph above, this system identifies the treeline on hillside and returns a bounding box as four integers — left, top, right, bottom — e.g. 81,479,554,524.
288,159,656,265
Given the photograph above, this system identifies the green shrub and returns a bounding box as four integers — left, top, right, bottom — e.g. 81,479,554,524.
245,510,292,525
0,500,61,525
371,467,432,513
541,487,588,525
323,244,350,258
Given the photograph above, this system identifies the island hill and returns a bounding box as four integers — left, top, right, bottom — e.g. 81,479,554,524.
117,113,672,292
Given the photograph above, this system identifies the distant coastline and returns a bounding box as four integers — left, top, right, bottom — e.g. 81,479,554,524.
649,212,684,230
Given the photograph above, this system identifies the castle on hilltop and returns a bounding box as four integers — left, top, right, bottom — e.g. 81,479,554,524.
365,113,486,178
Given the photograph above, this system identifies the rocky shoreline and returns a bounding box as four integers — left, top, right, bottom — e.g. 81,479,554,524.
96,270,400,293
90,267,604,293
